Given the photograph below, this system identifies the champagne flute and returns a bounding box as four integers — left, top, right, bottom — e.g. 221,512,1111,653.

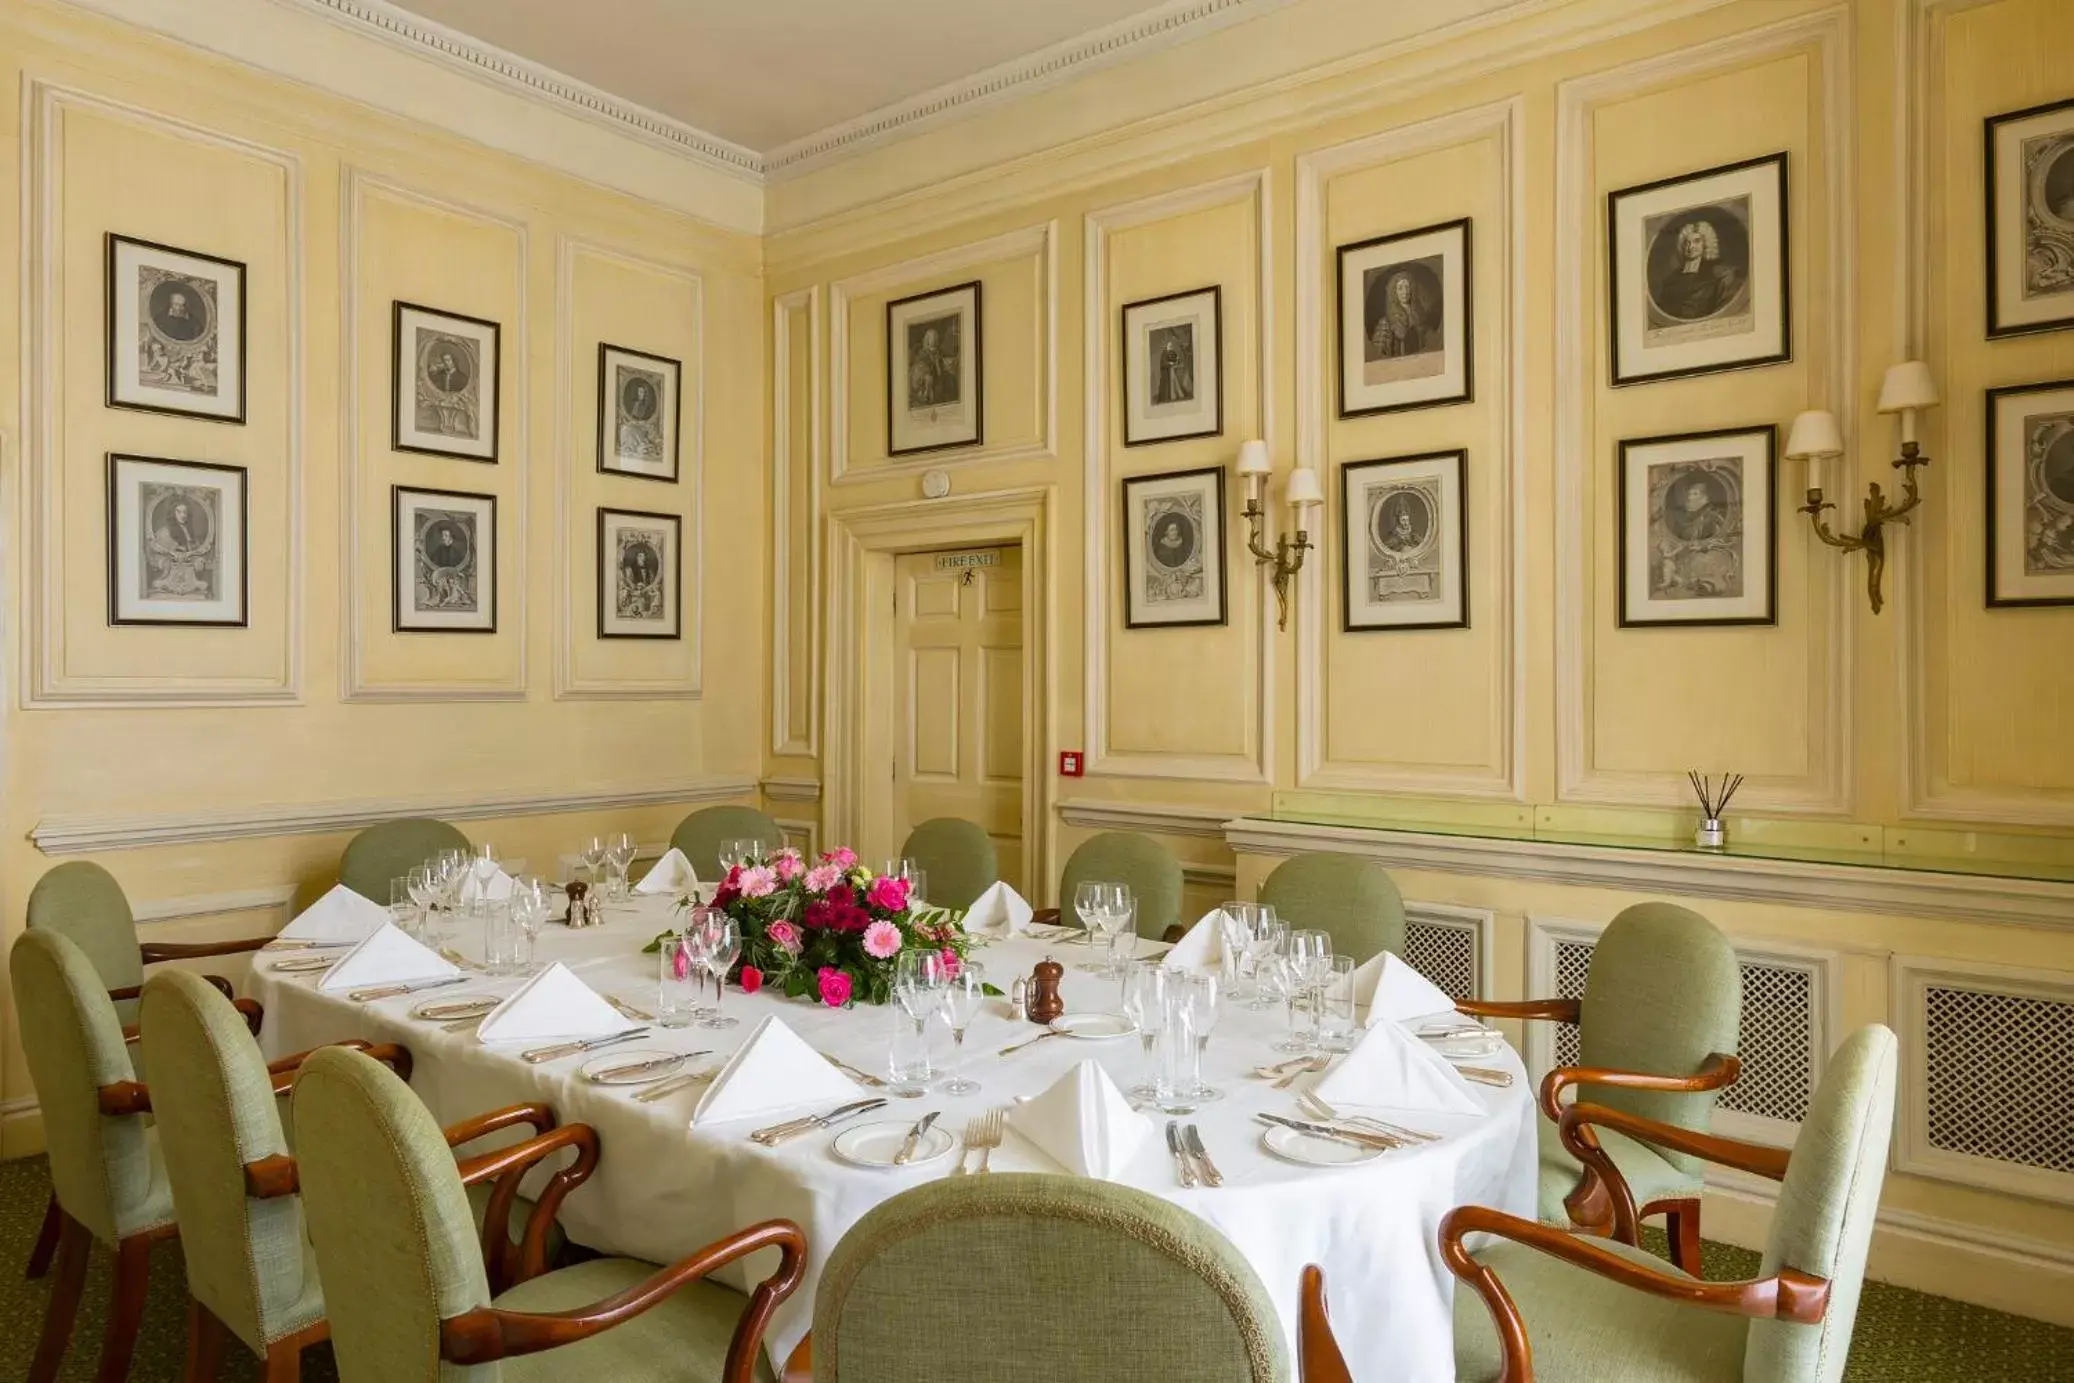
579,836,608,890
698,915,742,1030
605,833,636,900
1182,971,1224,1101
937,963,986,1096
1121,960,1167,1100
508,876,549,973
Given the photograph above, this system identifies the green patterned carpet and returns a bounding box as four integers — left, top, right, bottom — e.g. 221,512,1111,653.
0,1155,2068,1380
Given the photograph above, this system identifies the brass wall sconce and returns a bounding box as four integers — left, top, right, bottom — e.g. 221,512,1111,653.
1784,361,1940,615
1236,440,1321,631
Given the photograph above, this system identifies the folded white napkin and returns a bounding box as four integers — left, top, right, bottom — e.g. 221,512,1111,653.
475,963,626,1045
962,880,1033,934
1162,910,1227,971
316,923,461,993
281,883,392,943
1009,1059,1154,1181
636,848,700,896
692,1014,862,1127
1312,1019,1484,1116
458,867,515,904
1354,951,1459,1027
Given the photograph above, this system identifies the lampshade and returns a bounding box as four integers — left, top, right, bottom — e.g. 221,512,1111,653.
1784,409,1844,460
1236,439,1272,476
1284,467,1324,507
1877,360,1939,414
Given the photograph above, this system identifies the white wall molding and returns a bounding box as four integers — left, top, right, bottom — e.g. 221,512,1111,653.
552,234,706,701
1226,816,2074,931
20,81,306,707
1551,7,1855,816
1055,798,1234,839
1291,97,1526,801
1083,171,1274,786
826,222,1057,487
761,776,823,804
1183,863,1237,890
771,287,824,754
31,776,758,856
130,885,298,926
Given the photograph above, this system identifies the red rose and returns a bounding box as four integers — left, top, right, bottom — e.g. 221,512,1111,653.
738,965,764,995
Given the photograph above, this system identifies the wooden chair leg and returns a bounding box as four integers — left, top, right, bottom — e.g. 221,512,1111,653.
1659,1198,1705,1276
183,1298,230,1383
95,1233,155,1383
29,1213,90,1383
261,1340,303,1382
26,1193,61,1279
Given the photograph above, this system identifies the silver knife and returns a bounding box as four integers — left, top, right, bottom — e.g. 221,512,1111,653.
607,996,657,1023
1183,1124,1224,1188
749,1098,888,1146
893,1110,940,1165
1165,1120,1197,1188
633,1069,713,1103
1257,1112,1399,1150
520,1028,648,1064
349,975,470,1003
589,1051,702,1083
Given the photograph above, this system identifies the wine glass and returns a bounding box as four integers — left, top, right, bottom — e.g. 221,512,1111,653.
605,833,636,900
1121,960,1168,1100
508,875,549,972
1096,893,1136,978
697,914,743,1030
1242,911,1287,1010
1073,881,1125,973
1277,929,1332,1054
579,836,608,890
717,839,746,873
388,878,418,938
1182,971,1224,1101
743,838,773,866
883,857,919,882
469,842,501,901
938,963,986,1096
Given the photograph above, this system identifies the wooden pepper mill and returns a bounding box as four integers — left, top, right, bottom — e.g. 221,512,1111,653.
1027,956,1065,1024
562,880,589,927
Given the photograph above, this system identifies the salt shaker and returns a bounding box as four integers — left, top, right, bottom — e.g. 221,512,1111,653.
1009,974,1029,1021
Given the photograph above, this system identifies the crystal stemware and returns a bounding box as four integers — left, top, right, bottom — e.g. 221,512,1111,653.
696,914,742,1030
938,963,986,1096
605,833,636,900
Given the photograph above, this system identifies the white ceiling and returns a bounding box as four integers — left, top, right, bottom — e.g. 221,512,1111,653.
385,0,1198,155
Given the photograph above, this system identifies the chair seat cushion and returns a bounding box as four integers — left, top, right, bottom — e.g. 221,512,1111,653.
1454,1236,1747,1383
1536,1118,1699,1224
494,1256,774,1383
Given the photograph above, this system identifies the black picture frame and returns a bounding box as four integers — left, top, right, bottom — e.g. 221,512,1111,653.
885,280,984,458
105,452,249,627
1338,449,1470,632
391,484,498,634
1616,424,1778,628
595,342,683,483
1335,217,1475,419
105,233,248,424
391,300,502,462
1606,152,1792,388
597,506,683,639
1985,377,2074,608
1985,96,2074,340
1120,284,1224,447
1121,464,1228,630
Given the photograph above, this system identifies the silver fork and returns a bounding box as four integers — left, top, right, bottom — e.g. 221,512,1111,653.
950,1122,977,1175
968,1109,1004,1173
1274,1056,1329,1090
1297,1091,1439,1143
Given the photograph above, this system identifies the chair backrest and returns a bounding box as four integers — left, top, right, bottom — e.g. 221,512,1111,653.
1256,854,1406,964
338,817,471,903
671,805,785,882
814,1174,1289,1382
1056,832,1184,939
140,970,311,1356
9,930,153,1245
898,817,998,912
26,861,143,1016
1577,902,1741,1169
1744,1024,1898,1383
292,1046,496,1383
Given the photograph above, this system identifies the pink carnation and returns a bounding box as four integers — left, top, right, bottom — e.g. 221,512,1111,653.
823,846,859,868
861,920,902,959
772,851,804,882
818,967,853,1008
737,865,778,898
766,920,803,955
866,876,911,912
938,948,962,980
804,863,844,894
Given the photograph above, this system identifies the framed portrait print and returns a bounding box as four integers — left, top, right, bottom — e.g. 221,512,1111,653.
1336,218,1473,417
1121,286,1222,446
1340,450,1468,631
392,485,496,633
1121,465,1227,629
886,281,982,457
597,507,682,639
392,301,500,461
105,234,246,423
105,453,247,627
1618,425,1776,627
1986,97,2074,338
597,343,681,482
1607,153,1790,387
1986,378,2074,607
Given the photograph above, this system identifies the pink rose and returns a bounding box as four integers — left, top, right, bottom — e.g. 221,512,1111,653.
773,851,804,882
804,863,844,894
738,965,764,995
866,876,911,912
938,948,962,980
737,866,778,898
672,947,691,981
766,920,803,955
862,920,902,960
818,967,853,1008
823,847,859,868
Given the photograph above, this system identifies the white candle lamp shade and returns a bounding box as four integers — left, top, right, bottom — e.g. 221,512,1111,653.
1784,410,1844,461
1284,467,1324,509
1876,361,1939,415
1235,439,1273,476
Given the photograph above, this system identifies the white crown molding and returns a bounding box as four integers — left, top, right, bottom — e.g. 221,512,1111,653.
1054,798,1231,838
761,776,823,803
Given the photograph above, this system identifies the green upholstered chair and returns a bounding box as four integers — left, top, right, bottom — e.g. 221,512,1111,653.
10,929,177,1383
291,1045,805,1383
671,805,785,882
813,1174,1289,1382
1256,853,1407,964
898,817,998,912
1300,1024,1899,1383
1458,901,1741,1275
338,816,471,902
1033,831,1185,942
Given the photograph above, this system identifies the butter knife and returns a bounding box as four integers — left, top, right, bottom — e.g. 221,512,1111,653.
1165,1121,1197,1188
1457,1066,1513,1087
632,1069,712,1103
1183,1124,1224,1188
349,975,469,1003
588,1051,699,1083
1257,1112,1399,1151
520,1028,648,1065
749,1098,888,1146
893,1110,940,1165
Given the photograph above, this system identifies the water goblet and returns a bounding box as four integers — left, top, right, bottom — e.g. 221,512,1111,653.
938,963,986,1096
658,935,703,1028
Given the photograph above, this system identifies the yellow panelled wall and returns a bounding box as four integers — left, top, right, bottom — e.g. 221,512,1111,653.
0,0,766,1145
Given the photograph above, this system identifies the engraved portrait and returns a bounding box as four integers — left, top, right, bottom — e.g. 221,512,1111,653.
1361,255,1445,384
2021,129,2074,305
1338,220,1472,417
1123,466,1226,628
616,526,667,622
138,483,219,602
106,235,245,422
1122,286,1222,446
414,329,480,442
107,454,247,627
886,281,982,456
1340,450,1467,630
1365,479,1441,604
413,507,478,615
2023,408,2074,577
1647,459,1744,601
1619,427,1775,626
392,303,500,460
597,507,681,638
1642,198,1754,345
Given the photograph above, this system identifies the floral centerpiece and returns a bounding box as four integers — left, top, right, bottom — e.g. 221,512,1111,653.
647,846,972,1008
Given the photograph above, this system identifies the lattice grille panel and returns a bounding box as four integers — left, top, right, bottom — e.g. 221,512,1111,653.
1550,939,1593,1070
1403,918,1480,1000
1924,985,2074,1175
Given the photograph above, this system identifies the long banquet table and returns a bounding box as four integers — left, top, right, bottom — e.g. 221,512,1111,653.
253,895,1536,1379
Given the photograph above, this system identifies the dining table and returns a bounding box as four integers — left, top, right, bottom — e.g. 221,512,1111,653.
251,892,1538,1380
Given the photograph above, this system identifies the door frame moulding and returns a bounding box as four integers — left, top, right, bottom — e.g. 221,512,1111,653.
1083,170,1274,786
771,287,824,753
823,487,1052,896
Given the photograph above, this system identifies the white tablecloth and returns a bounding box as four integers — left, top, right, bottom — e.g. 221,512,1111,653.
252,896,1536,1380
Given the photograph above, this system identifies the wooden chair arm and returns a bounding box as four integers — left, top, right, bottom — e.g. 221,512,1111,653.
97,1081,152,1116
443,1103,558,1151
439,1219,808,1383
268,1041,413,1096
1559,1100,1792,1244
1298,1265,1355,1383
1439,1204,1829,1380
1537,1051,1740,1126
120,979,263,1035
456,1122,600,1289
244,1154,299,1199
140,936,274,963
109,984,143,1004
1455,997,1581,1024
233,997,265,1035
1029,907,1062,928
